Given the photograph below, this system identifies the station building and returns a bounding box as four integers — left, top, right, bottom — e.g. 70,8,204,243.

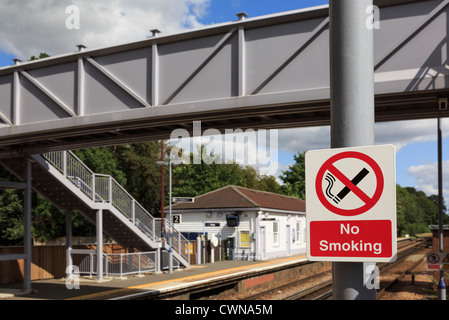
171,185,306,261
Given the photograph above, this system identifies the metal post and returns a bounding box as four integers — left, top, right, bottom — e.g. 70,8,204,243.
159,141,165,274
203,233,206,263
105,253,109,277
62,151,67,177
96,209,103,281
156,248,161,273
437,118,447,300
12,59,21,126
330,0,376,300
161,141,165,237
219,232,222,262
196,236,202,264
66,211,73,275
23,160,32,292
108,176,112,203
76,44,86,116
169,160,173,274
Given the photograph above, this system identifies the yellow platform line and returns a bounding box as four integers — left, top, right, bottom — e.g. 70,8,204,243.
67,255,307,300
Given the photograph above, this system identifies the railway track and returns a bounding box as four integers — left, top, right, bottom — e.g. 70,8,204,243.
288,238,429,300
242,269,332,300
242,238,429,300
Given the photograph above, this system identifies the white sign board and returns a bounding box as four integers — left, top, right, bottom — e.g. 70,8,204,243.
306,145,397,262
426,252,449,270
173,197,194,203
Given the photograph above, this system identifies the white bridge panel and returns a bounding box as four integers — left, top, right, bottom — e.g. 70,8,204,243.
84,60,143,114
27,62,78,114
159,33,238,104
96,48,152,105
0,75,12,126
246,18,330,95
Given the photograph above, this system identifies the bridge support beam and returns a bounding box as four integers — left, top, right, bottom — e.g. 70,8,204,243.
96,209,103,281
66,211,73,273
330,0,377,300
23,161,32,291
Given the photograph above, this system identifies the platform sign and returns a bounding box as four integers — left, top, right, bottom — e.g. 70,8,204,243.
173,197,194,203
306,145,397,263
426,252,449,270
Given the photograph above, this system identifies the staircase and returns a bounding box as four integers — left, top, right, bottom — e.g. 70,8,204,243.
0,151,190,268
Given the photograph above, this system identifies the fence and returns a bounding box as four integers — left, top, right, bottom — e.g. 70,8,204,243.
70,250,157,277
0,239,225,285
0,244,130,285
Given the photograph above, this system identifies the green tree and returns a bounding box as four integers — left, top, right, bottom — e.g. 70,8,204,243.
29,53,50,61
279,152,306,199
74,147,126,186
0,189,25,245
116,142,163,214
396,185,448,236
172,145,282,197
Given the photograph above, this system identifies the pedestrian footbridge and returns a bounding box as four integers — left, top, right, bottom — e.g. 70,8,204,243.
0,0,447,157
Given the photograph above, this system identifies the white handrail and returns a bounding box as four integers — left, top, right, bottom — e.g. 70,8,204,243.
42,150,190,263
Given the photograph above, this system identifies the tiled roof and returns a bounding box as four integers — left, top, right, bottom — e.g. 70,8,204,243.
171,185,305,212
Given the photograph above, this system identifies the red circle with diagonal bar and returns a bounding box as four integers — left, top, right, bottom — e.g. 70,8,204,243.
315,151,384,216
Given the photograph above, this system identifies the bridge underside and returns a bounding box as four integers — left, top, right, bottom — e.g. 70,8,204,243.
0,0,448,157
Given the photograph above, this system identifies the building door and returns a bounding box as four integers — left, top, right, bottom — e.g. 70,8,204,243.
260,226,266,259
286,225,291,255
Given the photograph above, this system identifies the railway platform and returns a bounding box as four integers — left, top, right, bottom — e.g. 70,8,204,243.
0,254,310,300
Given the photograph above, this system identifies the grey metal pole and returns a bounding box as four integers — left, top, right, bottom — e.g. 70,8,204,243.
169,160,173,274
437,118,447,300
330,0,376,300
66,211,73,275
96,209,103,281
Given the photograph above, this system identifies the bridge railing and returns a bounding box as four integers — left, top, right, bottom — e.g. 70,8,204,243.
154,218,191,264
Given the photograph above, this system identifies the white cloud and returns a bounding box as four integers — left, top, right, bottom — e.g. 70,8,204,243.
375,119,449,151
0,0,211,60
168,126,280,176
275,118,449,155
407,161,449,204
278,126,330,154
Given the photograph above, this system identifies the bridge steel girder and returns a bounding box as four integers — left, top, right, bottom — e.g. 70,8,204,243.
0,0,448,157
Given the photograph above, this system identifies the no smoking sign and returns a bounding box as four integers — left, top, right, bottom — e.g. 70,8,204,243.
306,145,397,263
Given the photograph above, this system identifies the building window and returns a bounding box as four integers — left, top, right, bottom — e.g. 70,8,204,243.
240,231,251,248
273,221,279,244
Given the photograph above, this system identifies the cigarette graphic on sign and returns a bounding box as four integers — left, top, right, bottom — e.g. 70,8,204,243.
325,168,370,204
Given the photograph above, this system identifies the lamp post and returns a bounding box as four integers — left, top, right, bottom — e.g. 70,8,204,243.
156,158,182,274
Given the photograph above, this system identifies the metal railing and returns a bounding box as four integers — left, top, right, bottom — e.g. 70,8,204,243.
105,251,157,277
70,250,157,277
70,249,98,276
43,150,190,265
155,218,191,264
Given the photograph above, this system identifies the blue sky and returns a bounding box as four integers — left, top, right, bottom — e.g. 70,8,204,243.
0,0,447,205
0,50,15,68
199,0,329,24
